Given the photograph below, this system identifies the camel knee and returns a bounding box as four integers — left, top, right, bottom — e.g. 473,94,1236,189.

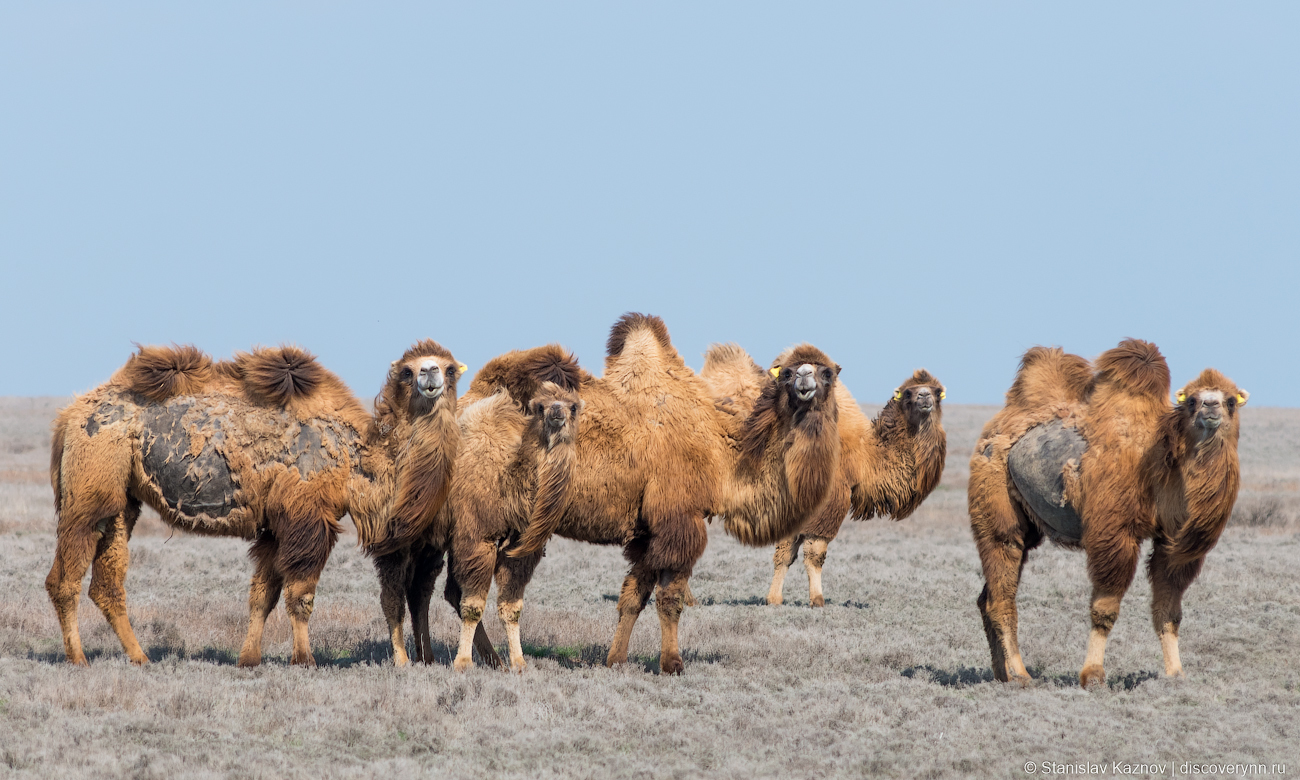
803,548,827,569
459,596,486,623
497,600,522,625
1089,605,1118,633
286,591,315,619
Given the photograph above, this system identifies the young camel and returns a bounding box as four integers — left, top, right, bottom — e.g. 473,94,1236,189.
703,347,947,607
969,340,1246,686
438,314,843,674
46,341,463,666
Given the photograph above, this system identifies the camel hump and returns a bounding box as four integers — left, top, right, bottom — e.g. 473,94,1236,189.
1005,346,1092,410
778,344,836,371
120,344,215,402
606,312,676,361
1093,338,1169,400
702,343,756,374
469,345,583,411
234,345,328,406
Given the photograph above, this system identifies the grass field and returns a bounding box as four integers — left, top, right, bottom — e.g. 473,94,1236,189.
0,397,1296,778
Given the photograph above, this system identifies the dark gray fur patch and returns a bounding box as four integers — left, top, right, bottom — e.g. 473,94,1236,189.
288,423,339,477
1008,420,1087,543
141,400,236,518
85,403,127,437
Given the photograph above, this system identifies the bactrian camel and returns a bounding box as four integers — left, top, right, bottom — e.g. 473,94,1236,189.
969,340,1246,687
47,341,463,666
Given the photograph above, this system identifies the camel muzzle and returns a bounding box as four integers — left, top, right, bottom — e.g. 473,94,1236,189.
416,361,444,399
915,388,935,412
794,365,817,401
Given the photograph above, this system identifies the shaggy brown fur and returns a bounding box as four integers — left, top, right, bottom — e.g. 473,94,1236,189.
46,341,463,667
437,315,843,674
703,350,947,607
968,340,1246,687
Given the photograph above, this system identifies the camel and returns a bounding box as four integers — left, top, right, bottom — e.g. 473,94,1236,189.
703,348,947,607
968,340,1247,687
428,314,843,674
46,341,464,666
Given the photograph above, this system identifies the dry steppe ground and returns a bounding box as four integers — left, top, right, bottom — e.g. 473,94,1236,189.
0,397,1296,779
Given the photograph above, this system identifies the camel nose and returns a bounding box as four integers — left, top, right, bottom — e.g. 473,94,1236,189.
544,403,566,425
915,387,934,409
416,360,444,397
794,364,817,398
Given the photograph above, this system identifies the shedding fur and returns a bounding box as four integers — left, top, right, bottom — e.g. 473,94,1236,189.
45,340,463,668
968,341,1245,686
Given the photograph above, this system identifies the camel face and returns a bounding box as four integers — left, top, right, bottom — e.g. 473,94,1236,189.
530,382,582,451
388,350,464,418
894,370,946,430
1176,370,1247,445
771,346,840,417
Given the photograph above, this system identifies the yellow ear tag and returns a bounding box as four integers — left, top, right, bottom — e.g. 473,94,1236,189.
939,391,946,400
1176,392,1186,403
1236,393,1246,405
459,363,468,374
770,367,780,378
893,390,902,401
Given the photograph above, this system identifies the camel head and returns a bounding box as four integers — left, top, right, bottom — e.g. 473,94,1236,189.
381,339,465,421
529,381,583,451
892,369,946,431
767,345,841,420
1174,369,1247,446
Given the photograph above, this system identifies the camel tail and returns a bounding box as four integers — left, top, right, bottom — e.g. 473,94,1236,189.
1004,346,1093,412
49,409,69,515
506,441,576,559
234,345,328,406
1093,338,1170,401
120,343,214,402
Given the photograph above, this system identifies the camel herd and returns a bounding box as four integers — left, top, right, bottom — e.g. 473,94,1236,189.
43,315,1246,687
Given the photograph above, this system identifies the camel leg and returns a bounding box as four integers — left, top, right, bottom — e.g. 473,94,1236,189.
766,534,803,605
408,544,444,665
803,536,830,608
1147,544,1203,679
443,555,504,670
373,549,412,667
46,523,102,666
655,568,692,675
86,504,147,665
1080,536,1140,688
973,521,1037,684
607,560,656,667
451,540,496,672
494,550,543,672
238,534,284,667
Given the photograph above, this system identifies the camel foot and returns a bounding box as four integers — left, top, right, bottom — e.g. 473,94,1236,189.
810,595,825,608
236,651,262,668
453,655,473,673
290,652,317,668
1079,664,1106,689
765,593,783,606
509,658,528,673
129,654,149,666
1165,667,1185,680
660,652,684,675
392,652,409,668
1008,670,1032,687
67,653,89,666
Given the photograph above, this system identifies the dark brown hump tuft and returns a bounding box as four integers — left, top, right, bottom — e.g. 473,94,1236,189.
469,345,583,411
606,312,673,358
518,345,583,393
236,345,326,406
1094,338,1170,399
121,344,214,402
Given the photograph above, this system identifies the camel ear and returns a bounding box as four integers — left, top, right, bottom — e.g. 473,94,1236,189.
1236,390,1249,407
1176,390,1187,404
458,363,468,374
939,389,946,400
770,366,780,378
893,388,902,401
834,364,842,377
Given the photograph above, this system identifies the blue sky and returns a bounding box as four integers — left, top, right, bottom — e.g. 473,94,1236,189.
2,3,1296,405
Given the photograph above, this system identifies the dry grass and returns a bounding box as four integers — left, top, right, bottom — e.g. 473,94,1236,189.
0,398,1297,778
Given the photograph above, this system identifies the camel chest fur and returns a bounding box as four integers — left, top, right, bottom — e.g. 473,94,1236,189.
1007,420,1087,543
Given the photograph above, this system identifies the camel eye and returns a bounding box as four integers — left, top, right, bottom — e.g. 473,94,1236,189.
570,404,578,416
400,367,413,380
821,368,833,381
